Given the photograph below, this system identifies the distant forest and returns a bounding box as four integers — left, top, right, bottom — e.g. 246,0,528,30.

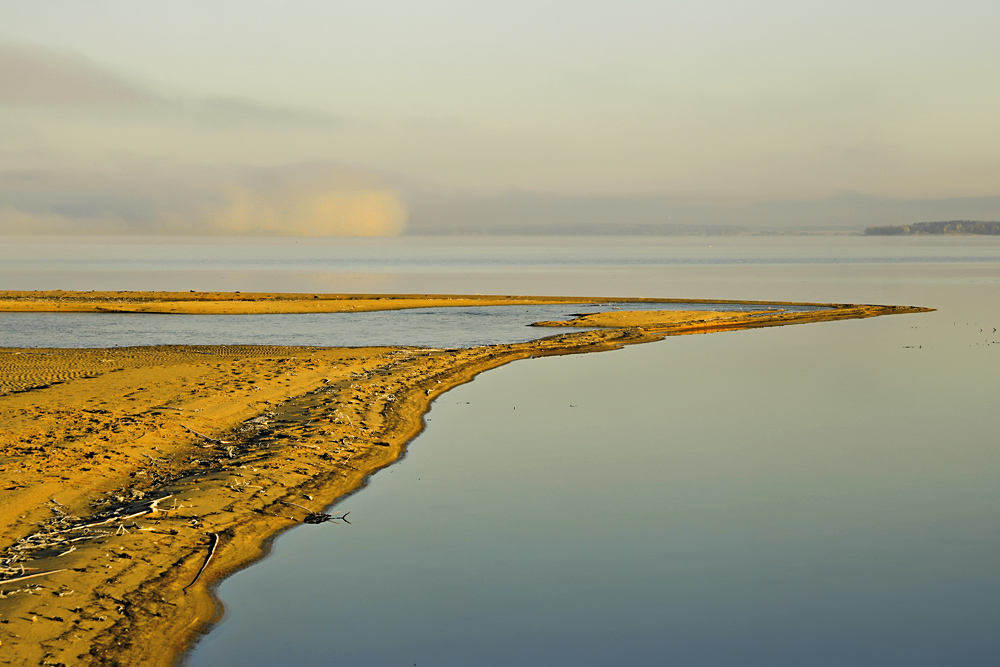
865,220,1000,235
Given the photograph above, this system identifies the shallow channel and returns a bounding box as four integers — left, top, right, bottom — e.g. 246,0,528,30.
0,301,801,349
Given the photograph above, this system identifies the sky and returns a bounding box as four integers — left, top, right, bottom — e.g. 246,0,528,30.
2,0,999,234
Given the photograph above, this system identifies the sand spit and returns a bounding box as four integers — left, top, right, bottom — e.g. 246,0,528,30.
0,291,639,315
0,290,870,315
0,293,931,666
530,304,927,333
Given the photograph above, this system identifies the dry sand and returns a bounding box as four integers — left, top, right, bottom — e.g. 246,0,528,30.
529,303,917,332
0,291,624,315
0,292,931,666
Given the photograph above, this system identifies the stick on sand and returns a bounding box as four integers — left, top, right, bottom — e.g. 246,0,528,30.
183,533,219,594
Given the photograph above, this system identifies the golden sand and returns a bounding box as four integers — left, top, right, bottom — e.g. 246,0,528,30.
530,304,914,332
0,291,614,315
0,292,931,666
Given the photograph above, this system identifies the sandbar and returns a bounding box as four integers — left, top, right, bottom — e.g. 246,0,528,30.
0,292,931,666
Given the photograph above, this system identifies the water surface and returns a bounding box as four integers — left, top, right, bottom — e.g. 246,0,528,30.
3,235,998,297
185,275,1000,666
0,301,794,349
183,238,999,667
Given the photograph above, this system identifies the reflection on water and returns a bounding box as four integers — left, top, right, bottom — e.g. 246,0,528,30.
182,245,1000,667
2,235,999,297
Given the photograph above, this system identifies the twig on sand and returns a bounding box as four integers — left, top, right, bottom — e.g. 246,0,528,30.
183,533,219,594
179,423,230,445
52,494,174,534
0,569,67,585
280,501,313,513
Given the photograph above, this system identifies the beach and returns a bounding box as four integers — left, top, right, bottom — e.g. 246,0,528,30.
0,292,928,666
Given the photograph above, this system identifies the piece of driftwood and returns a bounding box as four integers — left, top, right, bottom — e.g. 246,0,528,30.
183,533,219,593
0,569,67,585
179,423,230,445
304,511,350,525
52,494,174,535
280,502,351,525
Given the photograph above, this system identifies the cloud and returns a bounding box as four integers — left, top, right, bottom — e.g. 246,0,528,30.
0,42,150,105
208,164,407,236
5,163,998,236
0,42,340,127
191,96,341,127
0,162,408,236
404,189,1000,233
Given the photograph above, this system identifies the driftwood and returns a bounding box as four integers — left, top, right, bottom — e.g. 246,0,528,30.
179,423,230,445
0,569,67,585
0,493,176,575
303,511,350,525
183,533,219,593
52,494,174,535
280,502,351,525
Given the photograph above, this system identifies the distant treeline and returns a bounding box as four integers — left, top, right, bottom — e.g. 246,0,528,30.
865,220,1000,235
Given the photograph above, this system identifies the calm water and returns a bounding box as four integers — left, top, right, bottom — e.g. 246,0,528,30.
0,302,795,349
3,235,999,666
1,234,997,297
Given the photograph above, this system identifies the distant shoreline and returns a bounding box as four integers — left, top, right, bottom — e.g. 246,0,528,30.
865,221,1000,236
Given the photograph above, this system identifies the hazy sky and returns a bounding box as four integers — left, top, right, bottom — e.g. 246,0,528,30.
2,0,999,233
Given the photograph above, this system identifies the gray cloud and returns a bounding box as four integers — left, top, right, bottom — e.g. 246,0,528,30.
0,42,150,105
0,42,340,127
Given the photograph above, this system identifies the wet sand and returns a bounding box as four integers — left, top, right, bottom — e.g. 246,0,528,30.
0,292,930,666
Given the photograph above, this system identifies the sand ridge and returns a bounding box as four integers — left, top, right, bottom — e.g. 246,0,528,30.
0,290,856,315
0,291,638,314
0,293,932,666
529,304,923,332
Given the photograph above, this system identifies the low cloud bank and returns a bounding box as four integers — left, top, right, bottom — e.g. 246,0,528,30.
5,160,997,237
0,163,408,236
210,165,406,237
404,190,1000,234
